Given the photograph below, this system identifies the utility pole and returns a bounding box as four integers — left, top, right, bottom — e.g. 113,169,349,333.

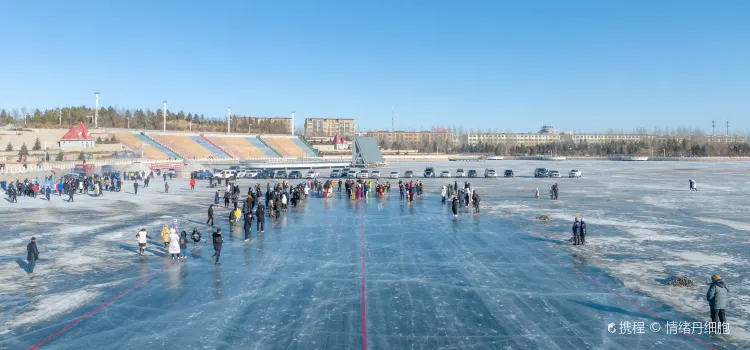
726,120,730,137
227,107,231,135
391,105,396,132
163,101,168,132
712,120,715,136
94,92,99,128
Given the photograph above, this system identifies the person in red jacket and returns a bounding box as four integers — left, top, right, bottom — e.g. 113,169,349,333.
189,178,196,191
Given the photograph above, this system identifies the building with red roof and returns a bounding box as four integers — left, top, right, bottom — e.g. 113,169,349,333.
59,122,96,148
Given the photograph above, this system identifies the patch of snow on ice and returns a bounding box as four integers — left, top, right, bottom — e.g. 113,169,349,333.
6,289,100,327
697,218,750,232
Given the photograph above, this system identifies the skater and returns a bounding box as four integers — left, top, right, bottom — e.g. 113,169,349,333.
67,186,75,202
164,182,169,194
26,237,39,274
580,218,587,244
168,228,180,259
136,228,151,256
214,190,220,205
451,195,458,218
160,224,170,248
189,178,196,191
206,204,215,226
191,228,202,245
706,274,729,333
243,212,253,241
233,207,242,225
256,203,266,233
179,231,188,259
534,188,539,199
211,229,223,265
441,186,447,203
553,183,559,200
473,191,480,214
224,190,230,208
572,217,582,245
549,186,554,200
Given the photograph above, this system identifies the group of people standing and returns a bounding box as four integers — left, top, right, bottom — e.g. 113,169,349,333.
444,181,480,217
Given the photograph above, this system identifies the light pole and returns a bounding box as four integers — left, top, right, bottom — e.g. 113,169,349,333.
163,101,168,132
58,108,62,126
291,111,295,136
24,113,30,125
94,92,99,128
663,149,666,157
227,107,232,135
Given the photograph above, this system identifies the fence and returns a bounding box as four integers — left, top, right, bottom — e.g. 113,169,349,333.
0,159,183,175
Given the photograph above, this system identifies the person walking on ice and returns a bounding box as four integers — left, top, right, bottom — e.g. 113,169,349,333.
160,224,170,248
26,237,39,274
168,228,180,260
535,188,539,199
179,231,188,259
706,274,729,333
211,229,223,265
136,228,151,256
206,204,215,226
191,228,202,245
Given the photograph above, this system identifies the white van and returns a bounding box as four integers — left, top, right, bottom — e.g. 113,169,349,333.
218,170,236,179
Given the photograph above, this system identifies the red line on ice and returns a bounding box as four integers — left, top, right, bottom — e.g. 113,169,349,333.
516,237,716,350
30,264,172,349
360,207,368,350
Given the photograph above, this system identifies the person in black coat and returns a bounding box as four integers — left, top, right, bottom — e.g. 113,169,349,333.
27,237,39,274
179,231,188,259
243,213,253,241
256,204,266,233
206,204,214,226
191,228,202,245
210,229,223,265
451,196,458,218
133,181,139,195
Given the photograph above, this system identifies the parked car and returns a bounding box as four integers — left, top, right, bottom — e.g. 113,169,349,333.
534,168,549,178
329,169,341,178
504,169,514,178
404,170,414,178
305,170,319,179
467,169,478,178
569,169,582,178
548,170,561,178
440,170,451,178
288,170,303,179
358,170,369,179
274,170,287,179
389,171,399,179
455,169,466,178
371,170,381,179
424,167,435,178
484,168,497,178
347,170,356,178
246,169,260,178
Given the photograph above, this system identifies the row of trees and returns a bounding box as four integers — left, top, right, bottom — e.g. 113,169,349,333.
459,138,750,157
0,107,290,134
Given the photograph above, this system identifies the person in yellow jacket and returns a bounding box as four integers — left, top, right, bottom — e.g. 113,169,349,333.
160,224,170,248
233,207,242,224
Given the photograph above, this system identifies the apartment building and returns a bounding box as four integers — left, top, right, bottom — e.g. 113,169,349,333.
304,118,356,138
363,129,453,145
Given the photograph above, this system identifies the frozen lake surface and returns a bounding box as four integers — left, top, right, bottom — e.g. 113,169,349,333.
0,160,747,349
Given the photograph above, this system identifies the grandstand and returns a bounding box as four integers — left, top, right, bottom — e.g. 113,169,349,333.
203,136,268,159
151,134,228,159
246,137,281,158
261,136,317,158
114,133,171,160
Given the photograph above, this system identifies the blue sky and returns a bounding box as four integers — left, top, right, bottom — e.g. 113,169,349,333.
1,1,748,133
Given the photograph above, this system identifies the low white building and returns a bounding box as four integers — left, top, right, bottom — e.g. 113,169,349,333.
58,122,96,148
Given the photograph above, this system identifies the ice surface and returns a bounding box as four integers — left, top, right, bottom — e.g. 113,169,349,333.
0,160,747,349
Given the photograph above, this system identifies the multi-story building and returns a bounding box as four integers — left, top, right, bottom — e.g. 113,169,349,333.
461,125,659,147
363,129,453,145
304,118,356,138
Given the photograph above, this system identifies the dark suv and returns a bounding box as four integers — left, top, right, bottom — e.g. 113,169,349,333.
504,170,514,178
467,170,478,178
424,167,435,178
288,170,302,179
